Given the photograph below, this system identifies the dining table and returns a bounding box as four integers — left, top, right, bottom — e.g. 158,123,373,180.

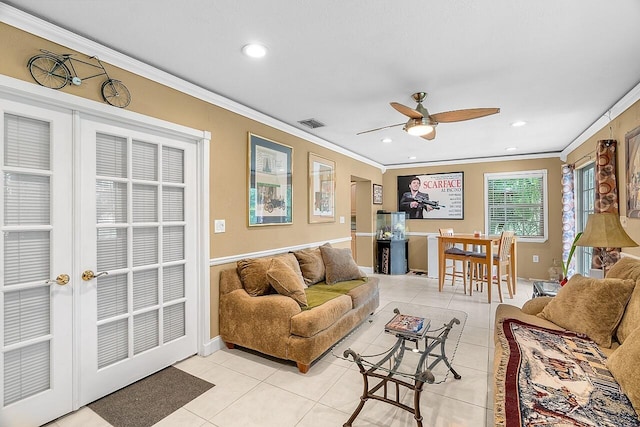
436,234,517,300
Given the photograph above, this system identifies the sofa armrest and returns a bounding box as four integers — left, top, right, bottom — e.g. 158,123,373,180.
521,296,553,315
220,268,243,295
219,288,302,357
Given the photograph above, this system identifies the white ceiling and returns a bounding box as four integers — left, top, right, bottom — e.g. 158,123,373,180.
5,0,640,167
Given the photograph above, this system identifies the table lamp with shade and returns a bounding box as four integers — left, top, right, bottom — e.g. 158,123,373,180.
574,213,639,276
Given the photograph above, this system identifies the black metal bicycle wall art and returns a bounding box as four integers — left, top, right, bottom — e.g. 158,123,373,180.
28,49,131,108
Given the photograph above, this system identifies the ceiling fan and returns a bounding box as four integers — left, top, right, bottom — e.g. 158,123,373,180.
357,92,500,140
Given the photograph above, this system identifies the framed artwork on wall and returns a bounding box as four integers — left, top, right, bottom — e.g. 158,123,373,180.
373,184,383,204
248,133,293,226
626,125,640,217
308,152,335,223
397,172,464,219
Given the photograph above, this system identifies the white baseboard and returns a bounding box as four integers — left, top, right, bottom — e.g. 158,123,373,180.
200,335,225,357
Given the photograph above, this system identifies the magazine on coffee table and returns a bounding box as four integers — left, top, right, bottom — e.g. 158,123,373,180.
384,313,430,339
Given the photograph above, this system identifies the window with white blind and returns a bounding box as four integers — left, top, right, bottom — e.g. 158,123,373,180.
484,170,548,242
576,163,595,275
95,134,187,368
3,114,53,405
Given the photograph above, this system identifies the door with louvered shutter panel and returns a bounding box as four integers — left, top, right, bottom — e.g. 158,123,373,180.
77,120,197,405
0,103,74,426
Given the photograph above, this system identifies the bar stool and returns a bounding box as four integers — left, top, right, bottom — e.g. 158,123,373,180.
438,228,473,294
469,231,515,303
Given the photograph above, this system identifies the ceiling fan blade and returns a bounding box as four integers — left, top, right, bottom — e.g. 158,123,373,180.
390,102,423,119
431,108,500,123
356,122,405,135
420,128,436,141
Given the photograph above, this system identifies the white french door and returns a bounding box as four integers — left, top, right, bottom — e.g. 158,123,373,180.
0,101,74,426
1,94,202,426
77,119,197,405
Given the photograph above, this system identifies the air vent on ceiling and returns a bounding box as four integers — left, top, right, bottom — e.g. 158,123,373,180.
298,118,325,129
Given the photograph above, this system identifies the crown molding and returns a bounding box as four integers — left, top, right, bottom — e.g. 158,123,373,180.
386,151,561,170
561,80,640,161
1,3,385,172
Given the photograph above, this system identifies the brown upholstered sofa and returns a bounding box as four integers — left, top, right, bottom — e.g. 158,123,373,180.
219,245,380,373
493,256,640,425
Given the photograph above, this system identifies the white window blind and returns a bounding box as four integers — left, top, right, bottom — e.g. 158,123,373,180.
133,311,159,355
132,141,157,181
133,227,158,267
133,269,158,311
163,302,185,343
163,265,184,302
162,146,184,183
485,170,548,241
3,113,53,407
4,114,50,170
96,180,127,224
95,133,187,368
96,133,126,178
98,319,128,369
97,274,128,321
4,287,50,345
4,342,50,405
4,174,50,225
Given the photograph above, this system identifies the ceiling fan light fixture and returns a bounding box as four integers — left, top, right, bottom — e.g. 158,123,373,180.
404,118,434,136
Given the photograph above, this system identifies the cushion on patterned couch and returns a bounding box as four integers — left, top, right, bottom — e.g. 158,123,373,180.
537,274,635,348
606,326,640,417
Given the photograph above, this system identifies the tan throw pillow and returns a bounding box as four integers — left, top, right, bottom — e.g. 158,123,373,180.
606,258,640,344
267,258,308,308
537,274,635,348
292,247,326,285
237,253,304,296
606,326,640,416
320,245,363,285
617,285,640,344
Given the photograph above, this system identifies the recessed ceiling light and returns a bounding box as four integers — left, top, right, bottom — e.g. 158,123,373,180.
381,137,392,143
408,156,417,160
506,147,517,151
511,121,527,127
242,43,267,58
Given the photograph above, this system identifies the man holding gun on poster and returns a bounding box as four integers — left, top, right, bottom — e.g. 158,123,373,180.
399,176,444,218
400,176,444,219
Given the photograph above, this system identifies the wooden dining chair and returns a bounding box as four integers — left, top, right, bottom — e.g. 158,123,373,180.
469,231,515,303
438,228,472,293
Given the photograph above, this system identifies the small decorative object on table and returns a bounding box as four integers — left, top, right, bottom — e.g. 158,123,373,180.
385,313,430,339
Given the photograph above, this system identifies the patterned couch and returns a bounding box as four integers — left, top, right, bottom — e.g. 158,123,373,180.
494,256,640,425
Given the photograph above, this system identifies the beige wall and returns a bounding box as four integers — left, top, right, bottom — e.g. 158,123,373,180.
3,21,640,340
0,23,383,339
565,98,640,257
382,158,564,280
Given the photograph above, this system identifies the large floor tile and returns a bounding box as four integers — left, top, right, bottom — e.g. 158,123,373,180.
183,364,260,420
210,382,315,427
46,272,523,427
265,359,347,401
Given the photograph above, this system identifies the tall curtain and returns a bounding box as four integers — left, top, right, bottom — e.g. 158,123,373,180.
561,164,576,277
593,139,620,269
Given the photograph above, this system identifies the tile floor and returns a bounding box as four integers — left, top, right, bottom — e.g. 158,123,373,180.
47,274,534,427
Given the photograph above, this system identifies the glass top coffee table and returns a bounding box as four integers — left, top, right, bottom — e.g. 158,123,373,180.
332,302,467,427
532,280,562,298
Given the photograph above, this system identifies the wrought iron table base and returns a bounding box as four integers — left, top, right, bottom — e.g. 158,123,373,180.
343,317,461,427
